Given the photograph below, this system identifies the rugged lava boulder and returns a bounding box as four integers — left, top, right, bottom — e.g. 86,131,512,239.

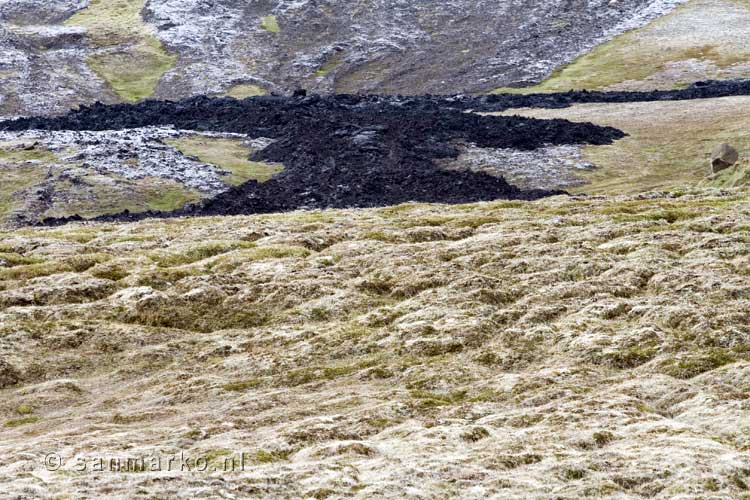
0,359,21,389
711,143,739,173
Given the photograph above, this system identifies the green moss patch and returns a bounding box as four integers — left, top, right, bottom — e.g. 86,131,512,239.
4,417,40,427
150,241,254,267
86,42,177,103
658,349,737,379
253,449,292,463
0,144,56,164
0,253,43,268
260,15,280,33
0,261,72,281
222,379,263,392
166,136,284,185
224,84,268,99
144,182,202,212
66,0,177,102
15,404,34,415
315,52,344,77
281,356,382,387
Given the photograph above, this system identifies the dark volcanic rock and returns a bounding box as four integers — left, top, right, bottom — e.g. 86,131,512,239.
7,80,750,226
1,94,627,224
0,359,21,389
711,143,739,173
476,79,750,112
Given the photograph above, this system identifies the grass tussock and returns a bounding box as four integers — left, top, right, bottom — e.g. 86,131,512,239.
150,242,255,268
208,245,310,273
117,297,270,333
658,349,737,379
0,254,105,281
4,417,40,428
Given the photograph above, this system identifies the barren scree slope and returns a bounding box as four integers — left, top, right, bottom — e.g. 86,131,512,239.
0,0,685,116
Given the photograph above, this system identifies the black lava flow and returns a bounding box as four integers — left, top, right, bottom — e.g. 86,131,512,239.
6,79,749,224
476,79,750,111
1,93,630,224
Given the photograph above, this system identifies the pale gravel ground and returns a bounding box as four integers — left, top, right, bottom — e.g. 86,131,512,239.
0,189,749,498
0,127,264,194
442,144,594,191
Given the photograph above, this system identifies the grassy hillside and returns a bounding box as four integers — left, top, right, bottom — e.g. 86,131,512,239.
494,0,750,93
497,96,750,194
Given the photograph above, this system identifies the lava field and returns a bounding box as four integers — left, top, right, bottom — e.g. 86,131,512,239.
1,93,625,224
4,79,750,224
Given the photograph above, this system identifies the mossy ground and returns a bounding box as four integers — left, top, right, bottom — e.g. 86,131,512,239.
0,140,203,225
315,52,344,78
65,0,177,102
37,176,202,220
701,162,750,188
260,15,280,33
224,84,268,99
0,143,56,217
166,136,284,185
0,143,56,164
1,190,750,497
142,181,202,212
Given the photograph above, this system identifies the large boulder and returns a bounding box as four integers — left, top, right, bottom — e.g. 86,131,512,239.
0,359,21,389
711,143,739,173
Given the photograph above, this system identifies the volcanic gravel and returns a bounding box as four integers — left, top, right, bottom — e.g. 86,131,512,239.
1,94,627,224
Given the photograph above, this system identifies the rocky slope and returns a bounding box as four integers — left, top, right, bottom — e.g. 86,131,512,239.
1,189,750,498
0,0,686,117
0,126,283,226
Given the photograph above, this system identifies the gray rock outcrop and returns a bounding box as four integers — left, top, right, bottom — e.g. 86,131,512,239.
711,143,739,173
